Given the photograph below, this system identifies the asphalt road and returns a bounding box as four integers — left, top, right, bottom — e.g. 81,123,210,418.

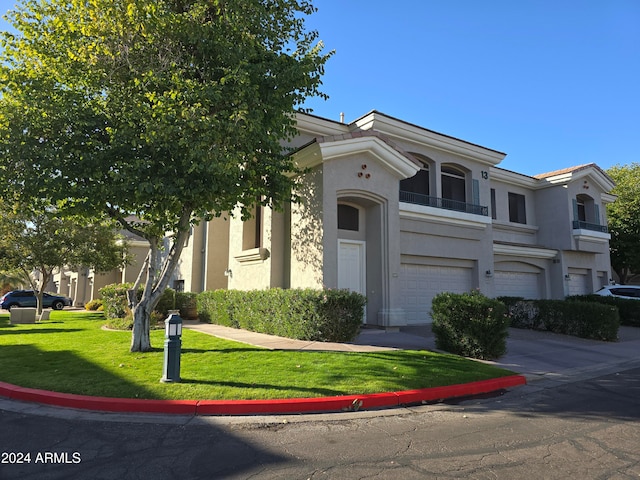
1,366,639,479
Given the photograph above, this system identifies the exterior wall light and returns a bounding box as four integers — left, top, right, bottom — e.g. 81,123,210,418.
485,270,493,277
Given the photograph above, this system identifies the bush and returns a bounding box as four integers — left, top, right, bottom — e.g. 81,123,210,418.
104,310,165,330
567,294,640,327
99,283,134,319
502,298,619,341
98,283,194,319
175,292,199,319
197,288,366,342
431,291,510,360
84,299,103,311
499,298,541,329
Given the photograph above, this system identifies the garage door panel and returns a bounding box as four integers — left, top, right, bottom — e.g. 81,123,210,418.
494,271,541,299
568,274,588,296
400,264,473,324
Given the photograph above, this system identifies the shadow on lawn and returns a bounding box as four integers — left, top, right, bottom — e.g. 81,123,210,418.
0,344,157,399
0,327,84,335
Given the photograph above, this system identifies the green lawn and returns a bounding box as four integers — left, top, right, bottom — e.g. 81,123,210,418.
0,311,515,401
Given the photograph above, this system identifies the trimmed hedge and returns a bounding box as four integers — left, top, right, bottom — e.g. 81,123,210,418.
197,288,366,342
431,291,510,360
502,298,619,341
567,294,640,327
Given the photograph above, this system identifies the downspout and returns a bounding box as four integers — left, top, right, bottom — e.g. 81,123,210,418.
201,221,208,292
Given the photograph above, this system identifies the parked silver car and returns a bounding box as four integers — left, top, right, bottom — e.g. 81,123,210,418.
594,285,640,300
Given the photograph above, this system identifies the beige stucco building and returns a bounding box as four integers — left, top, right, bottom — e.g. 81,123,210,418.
54,111,615,323
168,111,616,326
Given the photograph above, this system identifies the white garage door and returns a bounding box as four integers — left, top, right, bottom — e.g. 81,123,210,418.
568,273,589,296
400,264,473,324
494,271,541,299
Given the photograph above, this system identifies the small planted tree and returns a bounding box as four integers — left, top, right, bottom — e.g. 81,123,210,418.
0,202,128,314
0,0,331,351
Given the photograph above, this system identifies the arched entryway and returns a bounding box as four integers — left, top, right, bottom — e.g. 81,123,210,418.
336,193,386,325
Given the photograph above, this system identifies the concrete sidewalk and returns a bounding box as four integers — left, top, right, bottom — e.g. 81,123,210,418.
184,321,640,385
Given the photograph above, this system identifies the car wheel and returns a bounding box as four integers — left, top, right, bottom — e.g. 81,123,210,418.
5,303,18,311
52,300,64,310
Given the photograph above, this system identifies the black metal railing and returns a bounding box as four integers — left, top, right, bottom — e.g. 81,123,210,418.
572,220,609,233
400,191,488,216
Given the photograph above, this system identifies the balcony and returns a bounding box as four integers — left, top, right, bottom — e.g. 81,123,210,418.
400,190,488,216
572,220,608,233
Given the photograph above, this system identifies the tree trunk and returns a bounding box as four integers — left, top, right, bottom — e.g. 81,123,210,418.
128,209,192,352
35,270,52,316
130,300,153,352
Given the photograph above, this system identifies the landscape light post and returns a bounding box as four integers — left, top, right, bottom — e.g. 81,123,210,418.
161,310,182,383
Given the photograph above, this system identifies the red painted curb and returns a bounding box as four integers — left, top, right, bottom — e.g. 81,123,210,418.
0,382,198,414
0,375,526,416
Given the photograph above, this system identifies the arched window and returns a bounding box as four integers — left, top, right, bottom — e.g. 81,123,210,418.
337,204,359,231
400,155,431,196
574,194,598,224
441,165,466,203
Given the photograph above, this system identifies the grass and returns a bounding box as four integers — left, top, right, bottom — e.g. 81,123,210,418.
0,311,516,401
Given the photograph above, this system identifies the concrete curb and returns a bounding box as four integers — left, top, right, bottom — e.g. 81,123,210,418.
0,375,526,416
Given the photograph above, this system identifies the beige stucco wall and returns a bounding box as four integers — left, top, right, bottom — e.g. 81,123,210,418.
204,218,231,291
227,205,288,291
289,166,325,289
173,218,230,292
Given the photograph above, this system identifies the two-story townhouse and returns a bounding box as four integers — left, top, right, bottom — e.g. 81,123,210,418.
490,164,615,303
169,111,616,327
77,110,613,326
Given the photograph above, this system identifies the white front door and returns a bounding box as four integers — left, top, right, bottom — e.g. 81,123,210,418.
338,240,366,296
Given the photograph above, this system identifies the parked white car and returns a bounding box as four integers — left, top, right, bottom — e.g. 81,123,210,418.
594,285,640,300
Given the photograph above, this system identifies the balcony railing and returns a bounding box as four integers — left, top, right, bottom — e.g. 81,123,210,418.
572,220,608,233
400,190,488,216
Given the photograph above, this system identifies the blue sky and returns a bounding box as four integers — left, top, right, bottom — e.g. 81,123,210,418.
2,1,638,176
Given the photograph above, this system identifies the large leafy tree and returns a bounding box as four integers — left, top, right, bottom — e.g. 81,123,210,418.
0,203,129,313
606,163,640,284
0,0,330,351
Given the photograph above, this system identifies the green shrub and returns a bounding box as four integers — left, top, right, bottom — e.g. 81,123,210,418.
502,298,619,341
104,310,165,330
431,291,510,360
501,299,541,329
197,288,366,342
99,283,134,319
98,283,190,319
175,291,199,319
84,299,103,311
104,316,133,331
567,294,640,327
